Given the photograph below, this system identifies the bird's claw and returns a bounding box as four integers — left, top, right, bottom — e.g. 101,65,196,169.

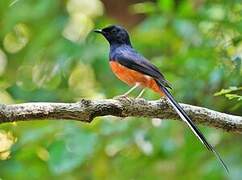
113,94,133,103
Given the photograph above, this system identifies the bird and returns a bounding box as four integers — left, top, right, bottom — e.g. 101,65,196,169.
94,25,228,173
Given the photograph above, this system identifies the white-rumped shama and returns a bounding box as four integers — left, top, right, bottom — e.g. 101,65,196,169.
94,25,228,173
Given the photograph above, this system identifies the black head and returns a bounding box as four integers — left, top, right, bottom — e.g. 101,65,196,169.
94,25,131,46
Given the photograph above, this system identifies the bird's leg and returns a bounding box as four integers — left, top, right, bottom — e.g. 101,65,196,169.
122,83,139,96
136,89,145,99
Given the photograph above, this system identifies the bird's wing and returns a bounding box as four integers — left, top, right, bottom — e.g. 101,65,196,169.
114,50,172,89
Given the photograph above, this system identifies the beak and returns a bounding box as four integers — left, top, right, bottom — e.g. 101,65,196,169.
94,29,103,34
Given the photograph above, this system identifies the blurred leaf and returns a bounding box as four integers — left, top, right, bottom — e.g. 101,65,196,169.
206,5,225,21
16,65,36,91
225,94,242,101
32,62,61,90
0,90,14,104
232,55,241,73
48,128,97,174
232,35,242,46
63,0,103,42
3,23,30,53
131,2,156,14
0,131,17,160
68,63,101,99
67,0,103,18
214,87,242,96
0,49,7,76
173,19,201,44
158,0,174,12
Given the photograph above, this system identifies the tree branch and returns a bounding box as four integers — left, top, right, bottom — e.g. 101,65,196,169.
0,97,241,132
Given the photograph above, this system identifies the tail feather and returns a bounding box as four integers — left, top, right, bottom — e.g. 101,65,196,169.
159,84,229,173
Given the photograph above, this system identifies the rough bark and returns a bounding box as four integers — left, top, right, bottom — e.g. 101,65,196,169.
0,97,241,132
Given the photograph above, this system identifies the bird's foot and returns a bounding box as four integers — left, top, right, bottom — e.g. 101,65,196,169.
135,89,145,99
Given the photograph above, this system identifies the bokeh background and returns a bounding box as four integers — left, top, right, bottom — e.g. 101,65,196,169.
0,0,241,179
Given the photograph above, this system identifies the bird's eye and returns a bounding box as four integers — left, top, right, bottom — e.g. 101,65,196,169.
111,29,117,33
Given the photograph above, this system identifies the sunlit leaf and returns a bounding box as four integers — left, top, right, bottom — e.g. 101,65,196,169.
225,94,242,101
3,23,30,53
0,49,7,76
67,0,103,18
63,0,103,42
0,131,17,160
37,147,49,161
62,13,94,42
131,2,156,14
0,90,14,104
206,5,226,21
68,63,102,98
214,86,242,96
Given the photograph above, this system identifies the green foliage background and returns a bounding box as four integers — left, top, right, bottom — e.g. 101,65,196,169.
0,0,241,179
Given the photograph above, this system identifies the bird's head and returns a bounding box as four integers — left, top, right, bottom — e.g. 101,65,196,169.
94,25,131,46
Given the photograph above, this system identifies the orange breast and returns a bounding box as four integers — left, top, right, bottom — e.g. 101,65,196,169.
110,61,164,96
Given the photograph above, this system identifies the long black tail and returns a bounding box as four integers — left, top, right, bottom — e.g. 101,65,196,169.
159,84,229,173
